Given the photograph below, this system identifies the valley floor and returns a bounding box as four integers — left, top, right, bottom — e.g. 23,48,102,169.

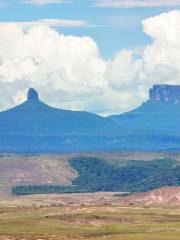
0,203,180,240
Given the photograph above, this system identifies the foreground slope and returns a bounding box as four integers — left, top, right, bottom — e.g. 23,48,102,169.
117,186,180,206
0,204,180,240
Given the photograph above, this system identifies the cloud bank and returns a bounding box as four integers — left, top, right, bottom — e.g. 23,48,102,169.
0,19,89,28
0,10,180,115
22,0,66,5
95,0,180,8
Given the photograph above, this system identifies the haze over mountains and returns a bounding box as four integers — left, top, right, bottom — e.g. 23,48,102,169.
1,84,180,152
0,88,120,152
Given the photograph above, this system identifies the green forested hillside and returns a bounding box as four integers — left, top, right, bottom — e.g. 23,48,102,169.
12,157,180,195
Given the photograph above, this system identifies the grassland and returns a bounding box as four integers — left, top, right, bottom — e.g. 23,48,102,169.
0,204,179,240
0,152,180,239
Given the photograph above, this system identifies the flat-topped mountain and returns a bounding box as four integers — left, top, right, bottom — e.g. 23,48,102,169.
106,84,180,150
108,84,180,136
149,84,180,103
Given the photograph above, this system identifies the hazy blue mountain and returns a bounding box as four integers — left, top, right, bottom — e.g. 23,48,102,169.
0,88,120,136
1,85,180,153
108,85,180,135
106,84,180,151
0,88,121,152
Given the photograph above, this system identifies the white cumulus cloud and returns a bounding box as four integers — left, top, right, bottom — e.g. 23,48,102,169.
107,50,142,90
141,10,180,87
0,10,180,115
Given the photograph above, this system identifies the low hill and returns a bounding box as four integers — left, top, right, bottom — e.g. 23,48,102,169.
1,152,178,196
0,154,77,195
117,186,180,205
1,88,119,136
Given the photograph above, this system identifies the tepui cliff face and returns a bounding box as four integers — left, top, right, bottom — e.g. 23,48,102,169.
149,84,180,103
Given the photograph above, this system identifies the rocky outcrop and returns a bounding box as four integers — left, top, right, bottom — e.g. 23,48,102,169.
27,88,39,101
0,88,121,153
117,186,180,205
149,84,180,103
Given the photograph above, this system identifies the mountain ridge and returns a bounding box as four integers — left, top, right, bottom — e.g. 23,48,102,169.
108,84,180,135
0,88,120,136
1,85,180,152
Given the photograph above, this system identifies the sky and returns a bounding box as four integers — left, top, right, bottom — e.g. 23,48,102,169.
0,0,180,115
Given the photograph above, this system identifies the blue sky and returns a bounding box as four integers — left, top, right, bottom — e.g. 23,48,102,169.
0,0,179,58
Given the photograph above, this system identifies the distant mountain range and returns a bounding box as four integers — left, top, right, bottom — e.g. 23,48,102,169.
1,84,180,152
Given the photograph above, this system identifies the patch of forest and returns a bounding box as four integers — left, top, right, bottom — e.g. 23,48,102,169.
12,157,180,195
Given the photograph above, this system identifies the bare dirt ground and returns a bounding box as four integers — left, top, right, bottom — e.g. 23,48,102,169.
0,192,119,207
